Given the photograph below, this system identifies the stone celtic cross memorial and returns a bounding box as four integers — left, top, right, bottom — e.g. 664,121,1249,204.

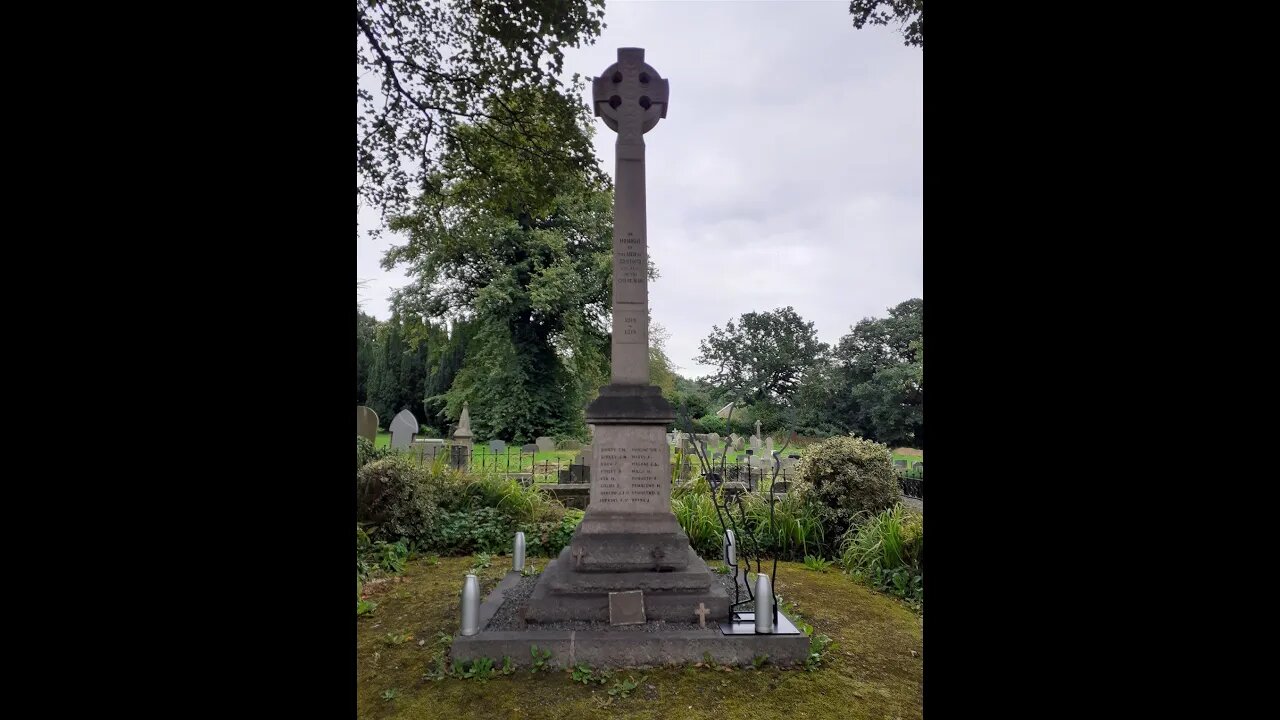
524,48,729,623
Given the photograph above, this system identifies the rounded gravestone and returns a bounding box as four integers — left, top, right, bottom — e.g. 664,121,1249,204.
356,406,379,442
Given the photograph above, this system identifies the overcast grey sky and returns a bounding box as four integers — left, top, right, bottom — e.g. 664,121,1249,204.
357,0,922,378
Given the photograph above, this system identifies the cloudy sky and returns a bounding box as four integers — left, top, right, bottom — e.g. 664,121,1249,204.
357,0,922,378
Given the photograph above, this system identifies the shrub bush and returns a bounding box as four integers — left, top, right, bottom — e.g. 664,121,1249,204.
740,489,826,560
691,413,727,435
520,508,585,557
670,477,827,561
797,435,900,538
839,503,923,602
357,436,394,471
356,455,441,543
672,482,723,557
454,475,565,523
433,506,515,555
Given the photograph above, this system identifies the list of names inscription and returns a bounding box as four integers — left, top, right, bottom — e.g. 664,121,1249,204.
593,444,665,511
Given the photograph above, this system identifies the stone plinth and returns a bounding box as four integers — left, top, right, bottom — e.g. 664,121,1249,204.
524,392,729,623
453,572,807,669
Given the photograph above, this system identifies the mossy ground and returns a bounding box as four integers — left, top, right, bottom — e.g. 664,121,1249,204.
358,555,922,719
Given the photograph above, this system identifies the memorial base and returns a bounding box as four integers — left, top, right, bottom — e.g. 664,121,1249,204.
523,546,729,623
453,571,809,669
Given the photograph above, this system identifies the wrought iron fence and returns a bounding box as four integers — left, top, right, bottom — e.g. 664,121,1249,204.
897,468,924,500
390,443,802,487
391,440,920,508
395,444,584,484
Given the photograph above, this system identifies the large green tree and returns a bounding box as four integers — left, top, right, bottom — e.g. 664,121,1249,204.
356,310,379,405
849,1,923,48
383,87,614,443
365,314,450,430
792,363,858,437
366,318,405,423
649,322,677,398
695,306,829,405
833,298,923,448
357,0,606,220
421,319,474,429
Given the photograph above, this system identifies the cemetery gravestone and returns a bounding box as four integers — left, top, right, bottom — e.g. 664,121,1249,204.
356,406,378,442
535,436,556,453
451,402,474,470
389,409,419,449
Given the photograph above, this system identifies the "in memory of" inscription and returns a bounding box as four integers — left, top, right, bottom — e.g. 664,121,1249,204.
616,234,646,285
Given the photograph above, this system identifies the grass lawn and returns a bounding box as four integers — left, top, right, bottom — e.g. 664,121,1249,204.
357,555,923,720
891,451,923,470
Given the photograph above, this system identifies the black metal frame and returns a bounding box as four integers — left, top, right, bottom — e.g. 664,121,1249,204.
896,469,924,500
676,404,785,627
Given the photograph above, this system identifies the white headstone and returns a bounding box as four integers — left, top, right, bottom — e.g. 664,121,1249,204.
408,437,445,461
389,409,419,449
535,436,556,453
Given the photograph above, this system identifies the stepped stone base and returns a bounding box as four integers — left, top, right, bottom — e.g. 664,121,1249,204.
524,545,729,624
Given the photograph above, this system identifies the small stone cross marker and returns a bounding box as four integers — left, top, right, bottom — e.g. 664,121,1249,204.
573,547,586,568
695,602,709,629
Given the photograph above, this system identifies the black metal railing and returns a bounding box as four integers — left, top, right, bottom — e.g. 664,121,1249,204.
392,442,920,499
897,468,924,500
393,444,586,484
387,443,803,487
